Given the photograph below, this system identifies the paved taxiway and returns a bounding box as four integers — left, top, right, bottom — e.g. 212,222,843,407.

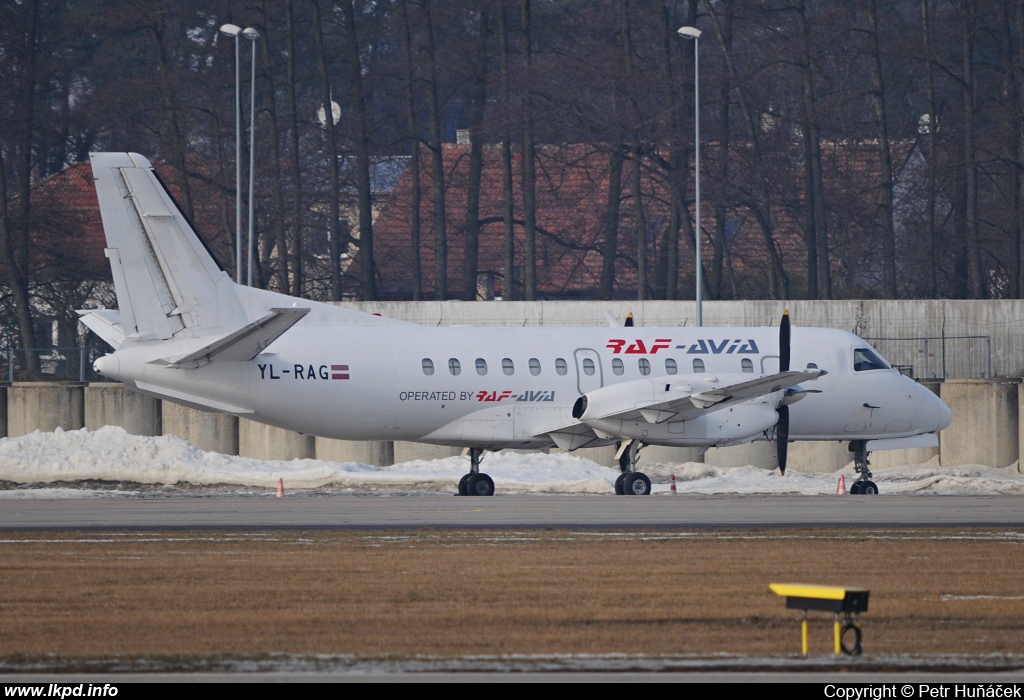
2,494,1021,530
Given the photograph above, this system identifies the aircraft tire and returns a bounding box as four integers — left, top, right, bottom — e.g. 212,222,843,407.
848,481,863,495
458,473,471,496
625,472,651,496
467,473,495,497
614,473,626,495
863,481,878,495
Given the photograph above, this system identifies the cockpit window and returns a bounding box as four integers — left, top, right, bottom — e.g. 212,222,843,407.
854,348,888,372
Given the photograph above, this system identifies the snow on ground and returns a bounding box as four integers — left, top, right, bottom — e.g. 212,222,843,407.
0,426,1022,498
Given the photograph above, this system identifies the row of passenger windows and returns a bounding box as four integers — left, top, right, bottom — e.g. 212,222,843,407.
421,356,757,377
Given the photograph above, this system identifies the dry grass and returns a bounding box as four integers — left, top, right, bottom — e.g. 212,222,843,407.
0,528,1021,660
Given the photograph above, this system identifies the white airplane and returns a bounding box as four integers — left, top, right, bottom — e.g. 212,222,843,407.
81,152,952,496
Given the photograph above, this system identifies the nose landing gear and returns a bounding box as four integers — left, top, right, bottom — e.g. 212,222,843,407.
614,440,652,495
848,441,878,495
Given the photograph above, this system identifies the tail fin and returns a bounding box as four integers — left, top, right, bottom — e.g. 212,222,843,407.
89,152,244,341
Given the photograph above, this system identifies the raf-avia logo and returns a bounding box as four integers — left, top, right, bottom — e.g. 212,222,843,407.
606,338,672,354
680,339,760,355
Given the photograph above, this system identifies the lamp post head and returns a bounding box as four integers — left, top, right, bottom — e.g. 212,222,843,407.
220,23,242,37
677,26,701,40
242,27,260,41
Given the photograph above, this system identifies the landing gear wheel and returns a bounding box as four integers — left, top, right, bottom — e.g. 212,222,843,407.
614,473,626,495
848,481,863,495
624,472,652,496
458,473,470,496
862,481,878,495
467,473,494,497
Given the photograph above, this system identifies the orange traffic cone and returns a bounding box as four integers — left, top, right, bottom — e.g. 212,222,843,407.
836,474,847,496
277,478,285,498
670,474,677,494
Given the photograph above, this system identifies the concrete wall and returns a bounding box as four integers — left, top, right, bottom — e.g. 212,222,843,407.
342,299,1021,378
2,374,1020,471
7,382,84,437
85,382,161,436
161,402,239,455
939,378,1020,468
239,418,315,461
0,385,6,438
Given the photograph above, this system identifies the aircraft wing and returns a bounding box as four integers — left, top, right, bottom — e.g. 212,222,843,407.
536,368,824,440
629,368,825,424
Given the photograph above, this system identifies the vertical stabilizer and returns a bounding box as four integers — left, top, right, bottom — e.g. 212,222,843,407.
90,152,244,340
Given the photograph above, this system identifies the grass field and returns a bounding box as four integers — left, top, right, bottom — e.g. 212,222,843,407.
0,528,1021,664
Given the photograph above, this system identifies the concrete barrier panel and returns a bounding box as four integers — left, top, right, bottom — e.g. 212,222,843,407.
0,386,6,438
316,438,394,466
7,382,84,437
940,378,1020,467
85,383,161,436
788,440,852,473
704,441,776,469
393,441,461,463
162,402,239,455
239,419,314,461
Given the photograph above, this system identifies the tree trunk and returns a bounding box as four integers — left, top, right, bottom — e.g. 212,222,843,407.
420,0,447,300
866,0,897,298
286,0,304,297
399,0,422,300
499,5,516,301
521,0,537,301
462,10,489,301
311,0,343,300
342,0,377,300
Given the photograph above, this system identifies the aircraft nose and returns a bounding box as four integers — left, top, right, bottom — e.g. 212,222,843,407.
919,384,952,433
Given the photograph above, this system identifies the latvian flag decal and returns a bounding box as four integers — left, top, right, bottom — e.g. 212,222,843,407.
331,364,350,380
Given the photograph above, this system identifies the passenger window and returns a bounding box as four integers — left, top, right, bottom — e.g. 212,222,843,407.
555,358,568,375
529,358,541,376
612,358,624,375
693,358,705,373
807,362,818,370
475,358,487,376
449,358,461,375
502,358,514,375
741,358,753,373
638,358,651,376
583,358,596,376
665,358,677,375
854,348,888,372
422,358,434,376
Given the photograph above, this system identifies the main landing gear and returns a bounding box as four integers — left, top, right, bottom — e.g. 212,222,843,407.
614,440,652,496
458,448,494,496
848,440,879,495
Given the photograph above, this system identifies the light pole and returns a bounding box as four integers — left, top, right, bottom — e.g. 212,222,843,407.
220,24,243,284
243,27,260,287
219,23,259,286
678,25,702,326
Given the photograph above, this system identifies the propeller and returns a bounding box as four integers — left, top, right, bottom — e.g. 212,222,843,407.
777,310,790,475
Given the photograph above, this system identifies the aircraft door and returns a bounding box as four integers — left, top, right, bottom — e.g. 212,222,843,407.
574,349,604,395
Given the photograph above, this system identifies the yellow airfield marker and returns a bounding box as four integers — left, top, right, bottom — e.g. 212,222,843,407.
769,583,869,656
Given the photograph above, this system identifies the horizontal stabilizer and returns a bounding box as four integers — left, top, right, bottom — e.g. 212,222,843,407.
165,307,310,369
135,381,253,414
77,309,125,349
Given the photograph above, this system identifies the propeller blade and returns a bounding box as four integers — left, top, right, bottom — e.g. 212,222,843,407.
780,309,790,373
776,405,789,475
624,312,634,327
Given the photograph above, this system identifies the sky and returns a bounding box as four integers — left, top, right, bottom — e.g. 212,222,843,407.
0,426,1021,498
